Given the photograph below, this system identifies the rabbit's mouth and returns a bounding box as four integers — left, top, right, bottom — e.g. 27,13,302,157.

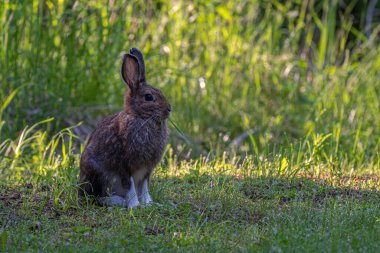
161,104,172,119
154,107,171,120
162,111,171,119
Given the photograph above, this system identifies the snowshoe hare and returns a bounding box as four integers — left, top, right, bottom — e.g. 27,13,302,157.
79,48,171,208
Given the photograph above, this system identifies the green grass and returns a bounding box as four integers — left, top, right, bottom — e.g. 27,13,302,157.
0,127,379,252
1,0,380,252
1,156,379,252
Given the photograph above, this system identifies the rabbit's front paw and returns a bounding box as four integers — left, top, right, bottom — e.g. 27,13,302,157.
127,196,140,208
141,193,153,206
139,179,153,206
126,177,140,208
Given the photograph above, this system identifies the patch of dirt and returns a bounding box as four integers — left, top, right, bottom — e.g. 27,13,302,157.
0,192,23,208
296,172,380,189
307,187,378,205
145,226,165,235
242,176,380,206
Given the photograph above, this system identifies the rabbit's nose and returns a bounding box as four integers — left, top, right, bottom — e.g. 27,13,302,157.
167,104,172,112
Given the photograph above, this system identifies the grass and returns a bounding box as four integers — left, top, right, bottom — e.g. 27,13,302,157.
0,127,379,252
1,0,380,252
1,157,379,252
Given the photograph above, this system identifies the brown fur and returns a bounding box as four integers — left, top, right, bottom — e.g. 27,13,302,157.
78,48,171,200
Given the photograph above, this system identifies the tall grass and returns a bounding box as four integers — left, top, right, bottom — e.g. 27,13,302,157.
0,0,379,164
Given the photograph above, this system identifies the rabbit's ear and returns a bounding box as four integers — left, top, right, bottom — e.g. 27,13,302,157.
129,47,146,82
121,53,140,92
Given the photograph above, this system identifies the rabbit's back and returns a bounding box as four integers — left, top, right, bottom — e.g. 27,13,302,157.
79,113,124,196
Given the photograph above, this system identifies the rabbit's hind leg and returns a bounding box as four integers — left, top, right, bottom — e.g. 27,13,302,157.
98,174,129,207
98,195,128,207
132,169,152,206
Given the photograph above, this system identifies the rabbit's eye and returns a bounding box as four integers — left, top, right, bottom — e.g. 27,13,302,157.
144,93,154,101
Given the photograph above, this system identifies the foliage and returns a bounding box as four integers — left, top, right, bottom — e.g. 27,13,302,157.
1,0,379,158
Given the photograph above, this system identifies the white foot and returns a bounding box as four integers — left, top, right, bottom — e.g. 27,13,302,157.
98,195,127,207
126,177,140,208
139,178,153,206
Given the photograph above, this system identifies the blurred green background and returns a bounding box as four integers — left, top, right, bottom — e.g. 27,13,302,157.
1,0,379,160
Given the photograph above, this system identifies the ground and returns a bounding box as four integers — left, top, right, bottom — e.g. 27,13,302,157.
1,162,379,252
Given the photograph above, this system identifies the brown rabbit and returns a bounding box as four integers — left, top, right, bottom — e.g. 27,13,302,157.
79,48,171,208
